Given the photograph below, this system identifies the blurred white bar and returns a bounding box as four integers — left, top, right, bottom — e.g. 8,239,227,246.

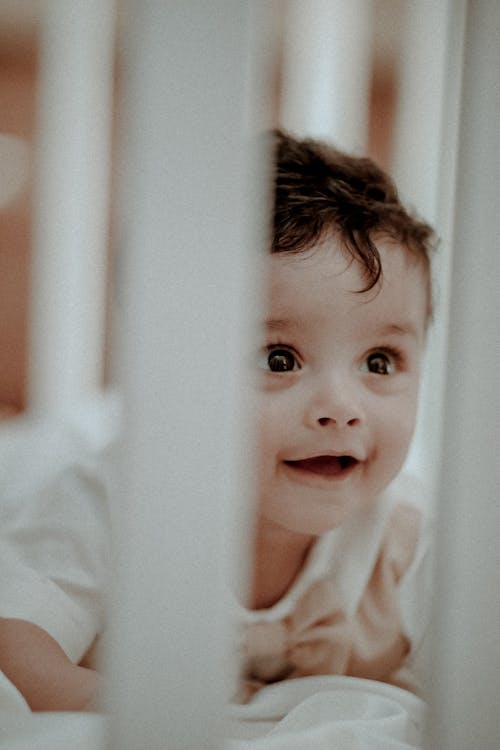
280,0,372,151
28,0,115,416
394,0,465,496
426,2,500,748
392,0,453,225
107,3,269,748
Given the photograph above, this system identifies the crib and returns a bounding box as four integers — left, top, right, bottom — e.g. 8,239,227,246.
0,2,499,748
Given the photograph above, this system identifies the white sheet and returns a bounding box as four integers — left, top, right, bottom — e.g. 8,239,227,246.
0,713,105,750
0,670,30,715
225,676,426,749
0,672,425,748
0,671,105,749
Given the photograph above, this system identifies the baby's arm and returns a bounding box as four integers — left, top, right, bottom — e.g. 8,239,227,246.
0,618,104,711
0,412,114,711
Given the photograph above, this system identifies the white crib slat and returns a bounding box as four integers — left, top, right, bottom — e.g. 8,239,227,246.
279,0,372,152
28,0,115,416
107,3,268,748
392,0,464,495
426,2,500,748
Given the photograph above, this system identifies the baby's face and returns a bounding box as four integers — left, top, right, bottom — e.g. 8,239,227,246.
255,238,428,538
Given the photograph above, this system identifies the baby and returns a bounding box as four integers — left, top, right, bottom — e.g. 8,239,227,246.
238,130,435,700
0,130,434,715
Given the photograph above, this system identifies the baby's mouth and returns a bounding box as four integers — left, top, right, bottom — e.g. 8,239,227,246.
284,455,358,477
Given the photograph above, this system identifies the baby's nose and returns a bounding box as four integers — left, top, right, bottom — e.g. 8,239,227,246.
305,376,363,429
317,414,359,427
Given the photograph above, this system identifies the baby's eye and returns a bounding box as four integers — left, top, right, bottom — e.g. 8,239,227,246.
361,351,396,375
259,347,299,373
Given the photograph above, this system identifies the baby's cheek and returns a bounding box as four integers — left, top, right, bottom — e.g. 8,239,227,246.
385,408,417,464
253,409,277,468
254,390,289,439
254,402,272,446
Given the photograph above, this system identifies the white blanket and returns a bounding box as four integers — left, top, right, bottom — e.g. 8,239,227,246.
0,670,425,749
225,676,425,749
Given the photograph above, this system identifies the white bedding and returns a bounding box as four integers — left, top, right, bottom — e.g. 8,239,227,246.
0,672,104,749
0,671,425,749
226,676,425,749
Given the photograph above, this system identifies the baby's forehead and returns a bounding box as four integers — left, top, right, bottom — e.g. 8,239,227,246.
267,238,431,321
267,239,424,290
263,241,429,339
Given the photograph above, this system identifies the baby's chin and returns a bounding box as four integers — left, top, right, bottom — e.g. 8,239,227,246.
257,500,360,539
299,488,385,534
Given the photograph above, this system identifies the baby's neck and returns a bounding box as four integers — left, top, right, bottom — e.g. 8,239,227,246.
249,519,315,610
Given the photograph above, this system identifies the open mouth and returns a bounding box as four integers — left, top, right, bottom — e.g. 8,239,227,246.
284,455,358,478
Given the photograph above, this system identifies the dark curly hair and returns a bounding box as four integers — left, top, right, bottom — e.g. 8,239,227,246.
272,129,436,314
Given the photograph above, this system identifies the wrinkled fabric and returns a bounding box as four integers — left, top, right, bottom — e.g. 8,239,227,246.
0,710,106,750
226,676,426,748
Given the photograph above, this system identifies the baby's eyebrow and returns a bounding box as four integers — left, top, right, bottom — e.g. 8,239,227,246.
264,317,299,332
378,322,419,338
